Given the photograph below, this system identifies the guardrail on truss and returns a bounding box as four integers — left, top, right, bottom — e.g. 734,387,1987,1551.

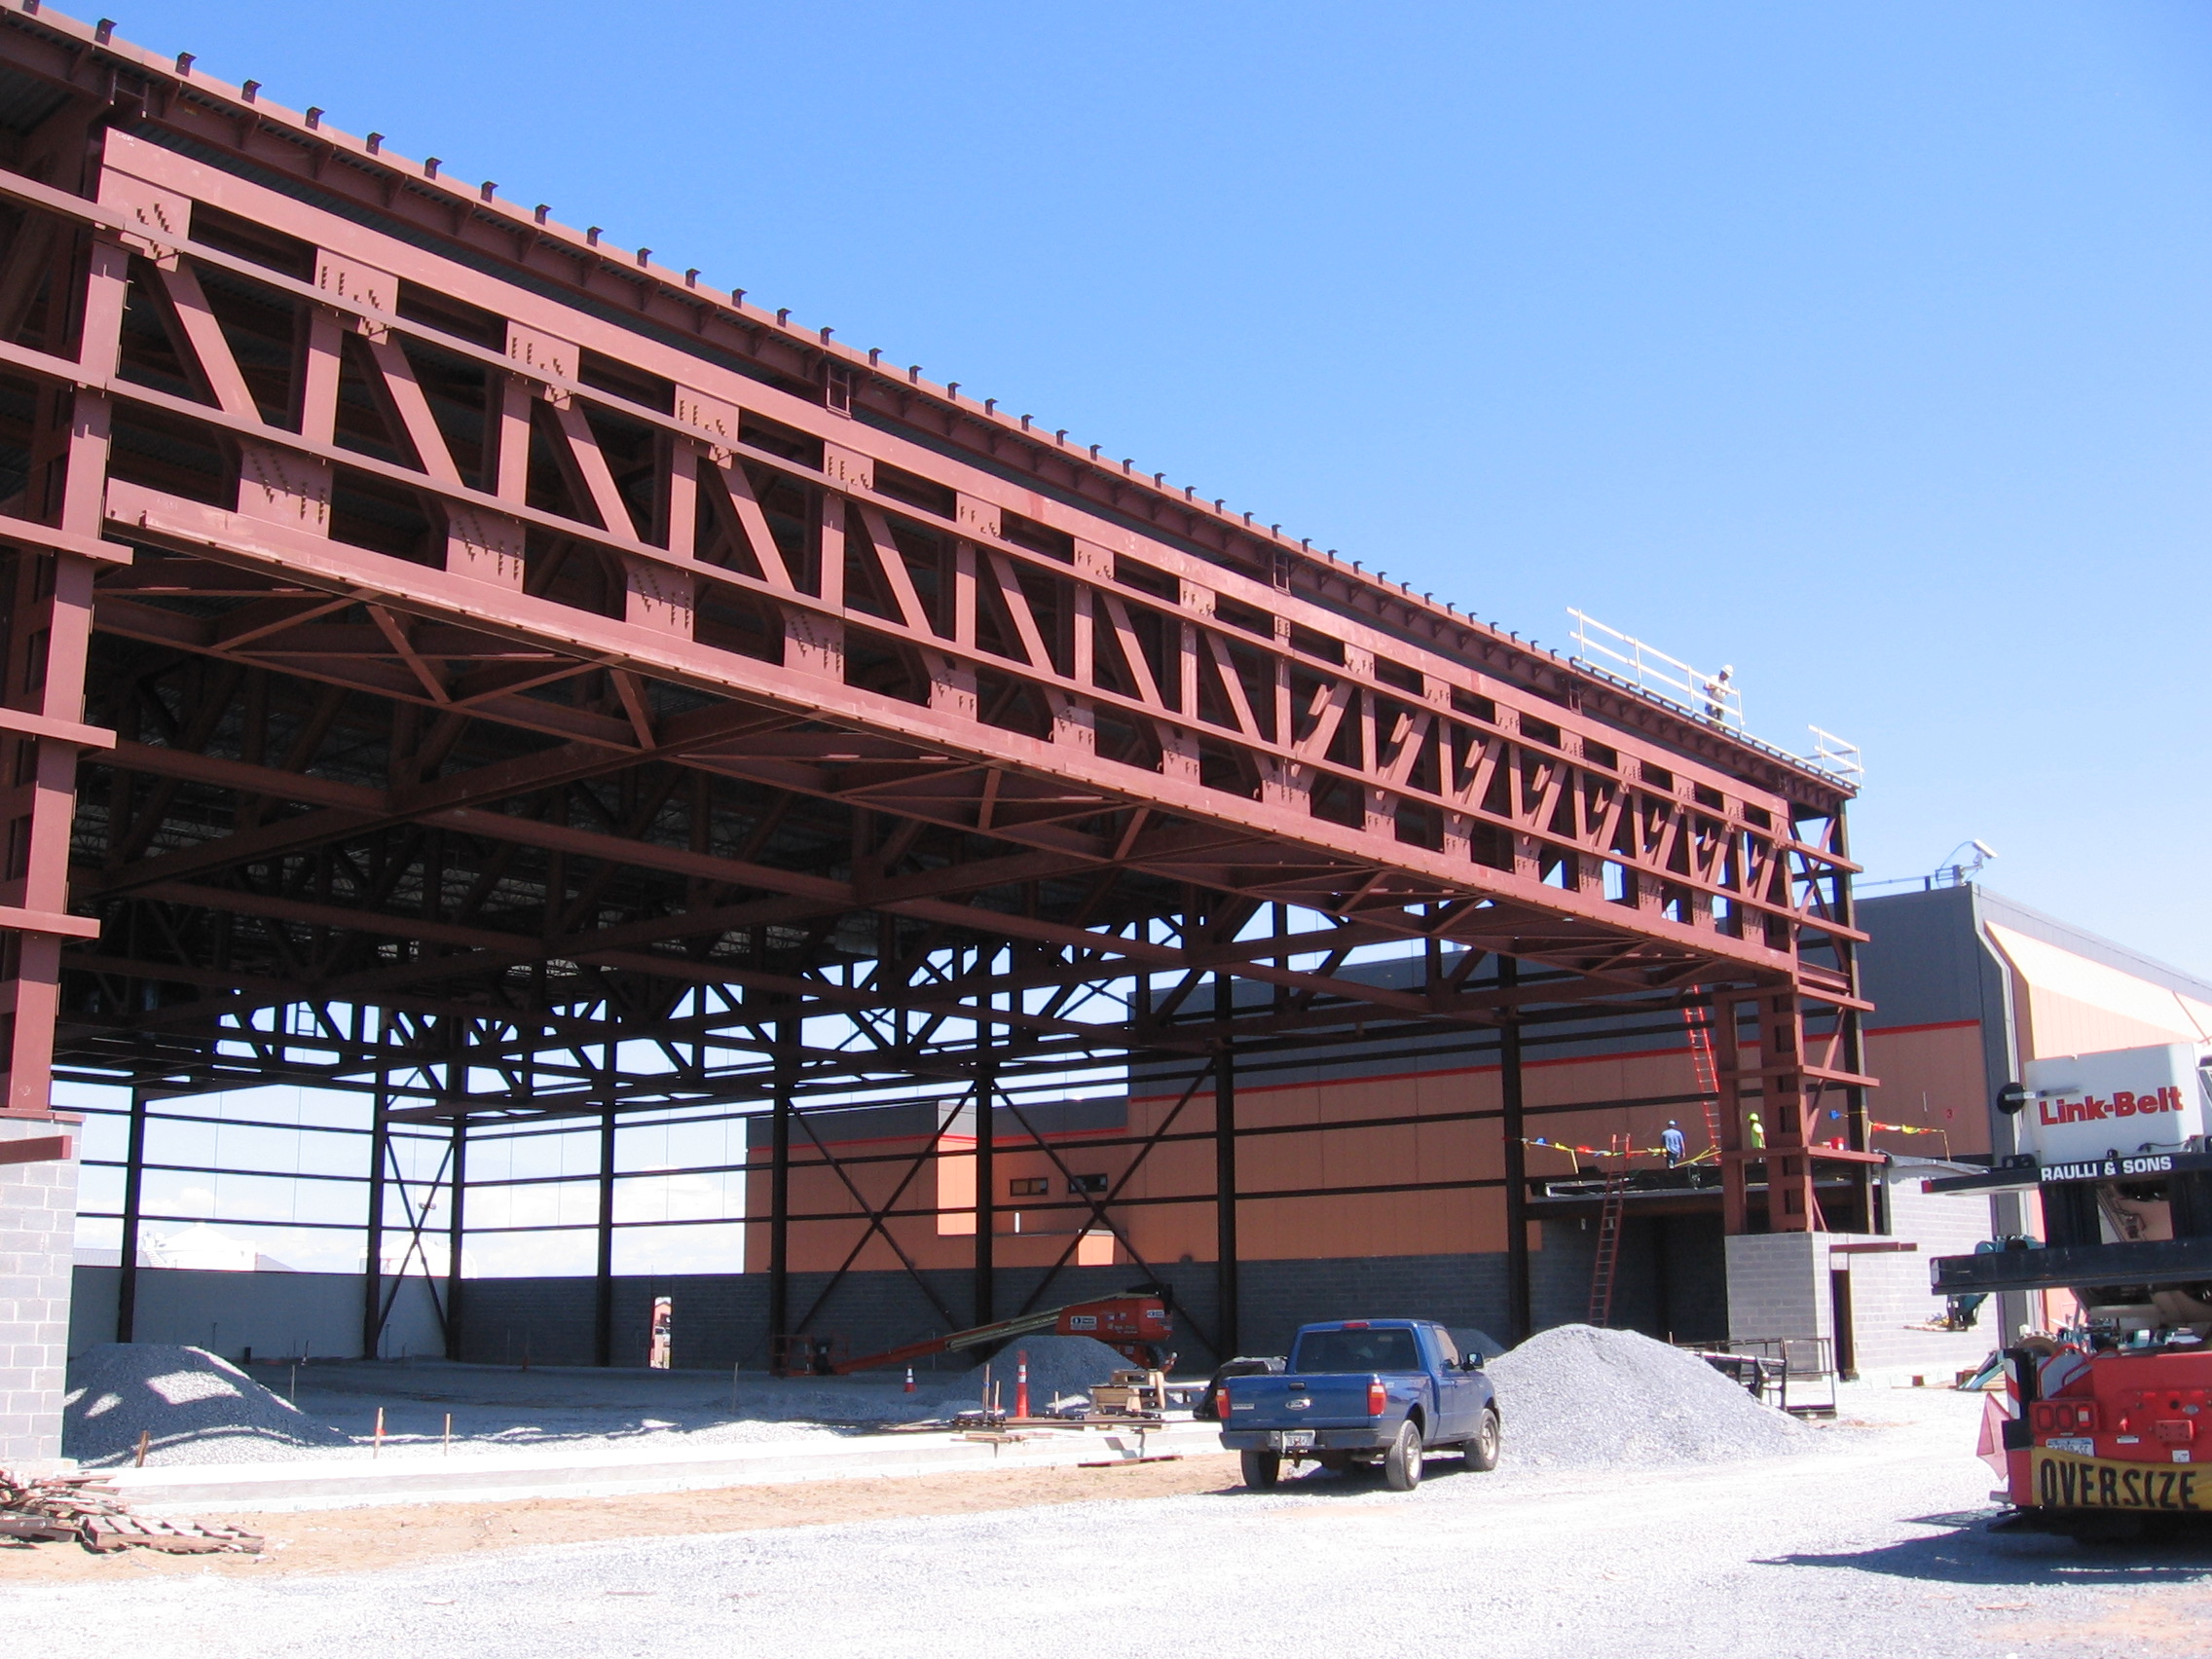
1567,609,1862,785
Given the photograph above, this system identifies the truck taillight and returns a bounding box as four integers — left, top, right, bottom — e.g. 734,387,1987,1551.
1367,1379,1387,1417
2032,1401,2100,1434
1215,1387,1231,1419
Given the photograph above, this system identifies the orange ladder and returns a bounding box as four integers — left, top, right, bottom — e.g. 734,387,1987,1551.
1682,1004,1723,1155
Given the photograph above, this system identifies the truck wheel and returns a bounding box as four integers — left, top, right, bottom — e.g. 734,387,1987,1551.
1382,1420,1424,1491
1464,1407,1501,1472
1239,1450,1282,1489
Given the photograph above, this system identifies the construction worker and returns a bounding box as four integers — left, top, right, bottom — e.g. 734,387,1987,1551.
1701,665,1734,722
1661,1121,1686,1167
1746,1110,1766,1150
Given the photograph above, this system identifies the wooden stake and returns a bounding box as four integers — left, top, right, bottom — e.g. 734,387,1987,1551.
134,1429,149,1468
373,1405,385,1458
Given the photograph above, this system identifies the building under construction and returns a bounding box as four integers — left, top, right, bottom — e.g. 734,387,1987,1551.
2,7,2113,1464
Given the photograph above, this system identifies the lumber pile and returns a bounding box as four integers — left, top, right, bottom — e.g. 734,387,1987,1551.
0,1467,262,1555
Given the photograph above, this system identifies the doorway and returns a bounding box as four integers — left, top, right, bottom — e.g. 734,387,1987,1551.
1828,1269,1857,1381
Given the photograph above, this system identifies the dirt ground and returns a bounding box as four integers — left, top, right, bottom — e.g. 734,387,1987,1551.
0,1453,1243,1583
1983,1578,2212,1657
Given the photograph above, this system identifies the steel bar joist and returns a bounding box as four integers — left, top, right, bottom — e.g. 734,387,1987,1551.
0,9,1866,1253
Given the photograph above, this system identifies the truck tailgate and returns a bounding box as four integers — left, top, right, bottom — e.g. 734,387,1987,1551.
1226,1373,1383,1428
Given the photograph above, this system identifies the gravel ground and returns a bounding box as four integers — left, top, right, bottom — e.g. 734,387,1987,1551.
65,1348,1211,1469
68,1355,1006,1467
13,1385,2211,1658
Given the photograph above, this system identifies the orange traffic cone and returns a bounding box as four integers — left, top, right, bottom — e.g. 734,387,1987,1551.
903,1366,915,1394
1015,1350,1030,1419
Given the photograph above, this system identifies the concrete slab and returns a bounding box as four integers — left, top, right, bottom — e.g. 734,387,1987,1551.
103,1419,1226,1514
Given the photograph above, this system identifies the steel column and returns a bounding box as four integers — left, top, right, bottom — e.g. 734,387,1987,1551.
113,1085,147,1342
361,1082,389,1360
1756,993,1819,1233
1497,956,1530,1344
767,1018,794,1364
1213,970,1239,1358
1715,996,1751,1235
974,1014,996,1329
594,1107,617,1366
444,1120,466,1361
1832,816,1876,1234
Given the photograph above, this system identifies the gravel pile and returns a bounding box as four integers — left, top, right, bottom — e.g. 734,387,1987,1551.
65,1345,351,1466
942,1335,1133,1410
1486,1324,1812,1469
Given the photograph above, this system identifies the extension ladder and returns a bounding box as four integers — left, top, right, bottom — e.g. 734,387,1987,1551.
1682,1004,1722,1155
1586,1141,1628,1326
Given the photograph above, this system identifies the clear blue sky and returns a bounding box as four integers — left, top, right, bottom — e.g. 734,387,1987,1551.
102,1,2212,977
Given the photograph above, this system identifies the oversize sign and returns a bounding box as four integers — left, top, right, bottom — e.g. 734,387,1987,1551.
2021,1043,2209,1165
2031,1450,2211,1513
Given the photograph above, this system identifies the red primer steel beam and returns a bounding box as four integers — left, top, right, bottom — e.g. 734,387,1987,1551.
0,1134,73,1167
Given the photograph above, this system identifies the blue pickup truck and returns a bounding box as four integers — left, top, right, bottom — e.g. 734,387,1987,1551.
1214,1318,1500,1491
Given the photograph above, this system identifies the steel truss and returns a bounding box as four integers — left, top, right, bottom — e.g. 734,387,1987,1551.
0,12,1868,1364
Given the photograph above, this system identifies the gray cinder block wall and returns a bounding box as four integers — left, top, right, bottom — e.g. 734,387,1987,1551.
0,1119,78,1466
1725,1171,1999,1382
67,1267,446,1364
451,1234,1720,1376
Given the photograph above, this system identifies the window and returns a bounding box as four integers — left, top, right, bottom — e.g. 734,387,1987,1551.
1068,1173,1109,1196
1290,1326,1419,1374
1009,1177,1049,1198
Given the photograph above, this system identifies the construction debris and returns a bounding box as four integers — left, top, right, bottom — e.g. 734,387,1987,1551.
0,1467,262,1555
945,1335,1131,1412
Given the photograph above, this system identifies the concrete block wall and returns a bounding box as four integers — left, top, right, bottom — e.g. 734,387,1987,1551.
457,1263,1227,1374
452,1236,1706,1377
0,1119,79,1466
1725,1232,1829,1348
1725,1183,2000,1384
1840,1247,1990,1381
1847,1178,2000,1380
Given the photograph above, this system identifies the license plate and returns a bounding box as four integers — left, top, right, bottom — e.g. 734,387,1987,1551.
1269,1430,1315,1452
2046,1437,2095,1456
2031,1450,2212,1513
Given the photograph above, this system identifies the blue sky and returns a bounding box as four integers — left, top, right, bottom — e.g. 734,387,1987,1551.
102,1,2212,976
